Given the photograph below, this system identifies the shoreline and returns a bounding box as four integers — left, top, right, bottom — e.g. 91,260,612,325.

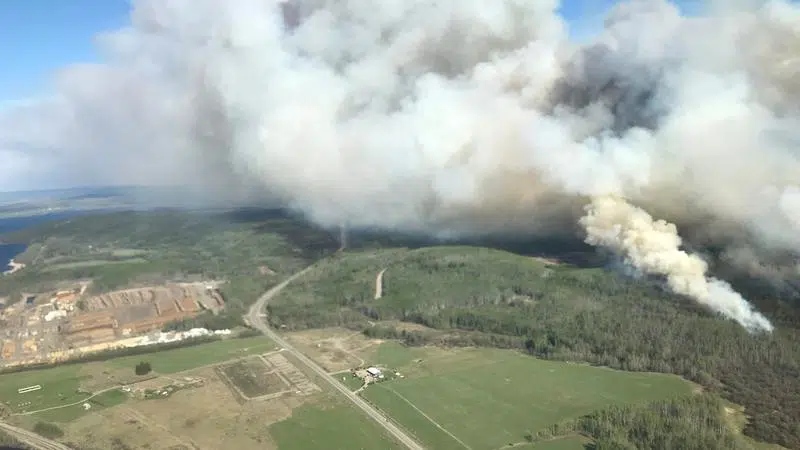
2,258,26,275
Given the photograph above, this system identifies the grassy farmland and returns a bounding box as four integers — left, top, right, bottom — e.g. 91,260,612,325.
359,343,694,450
33,388,128,423
269,400,403,450
0,336,275,417
271,246,800,448
530,436,591,450
103,335,277,374
1,333,406,449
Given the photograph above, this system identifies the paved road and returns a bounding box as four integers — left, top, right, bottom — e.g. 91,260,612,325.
0,421,72,450
245,267,424,450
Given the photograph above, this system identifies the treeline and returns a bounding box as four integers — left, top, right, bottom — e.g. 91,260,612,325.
536,395,753,450
162,311,244,332
270,247,800,448
32,422,63,440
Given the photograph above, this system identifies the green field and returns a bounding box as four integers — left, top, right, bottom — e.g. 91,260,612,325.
336,372,366,391
33,388,128,423
270,245,800,448
269,400,403,450
530,436,590,450
104,336,277,374
0,336,275,416
361,344,693,450
41,258,149,272
0,365,86,414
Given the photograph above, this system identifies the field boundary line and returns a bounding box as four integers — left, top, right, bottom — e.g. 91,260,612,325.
384,386,473,450
122,406,199,449
11,342,278,416
215,363,250,401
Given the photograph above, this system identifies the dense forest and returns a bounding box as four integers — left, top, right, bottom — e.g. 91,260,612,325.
270,246,800,448
536,395,756,450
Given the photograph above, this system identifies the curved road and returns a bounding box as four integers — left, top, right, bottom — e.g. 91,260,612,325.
13,386,119,417
375,268,387,299
245,267,424,450
0,421,72,450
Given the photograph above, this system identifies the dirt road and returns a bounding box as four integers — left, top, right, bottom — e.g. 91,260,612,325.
13,386,120,416
375,268,387,299
0,421,72,450
245,268,424,450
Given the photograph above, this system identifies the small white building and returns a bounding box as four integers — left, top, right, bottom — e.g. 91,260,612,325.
44,310,67,322
366,367,381,377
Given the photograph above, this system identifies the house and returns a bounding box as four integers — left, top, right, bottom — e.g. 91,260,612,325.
366,367,381,377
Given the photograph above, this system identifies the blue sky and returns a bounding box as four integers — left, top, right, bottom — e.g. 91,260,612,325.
0,0,130,103
0,0,703,105
0,0,708,104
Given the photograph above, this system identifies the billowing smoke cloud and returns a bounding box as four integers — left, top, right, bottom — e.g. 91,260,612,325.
2,0,800,330
581,196,773,331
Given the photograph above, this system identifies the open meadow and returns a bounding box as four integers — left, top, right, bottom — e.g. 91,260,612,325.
0,336,277,417
358,342,693,450
271,245,800,448
56,368,401,450
102,335,277,373
0,335,405,449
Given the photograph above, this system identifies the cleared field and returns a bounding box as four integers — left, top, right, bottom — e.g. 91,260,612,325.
33,388,128,423
361,344,693,450
42,258,148,272
0,337,275,416
494,436,589,450
219,357,289,399
59,365,399,450
530,436,590,450
0,365,87,414
59,364,302,450
285,328,374,373
103,336,277,373
269,401,403,450
337,372,366,391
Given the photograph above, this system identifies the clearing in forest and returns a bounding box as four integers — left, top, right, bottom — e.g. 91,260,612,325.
359,343,693,450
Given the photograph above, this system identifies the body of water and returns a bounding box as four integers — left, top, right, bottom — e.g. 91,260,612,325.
0,243,26,272
0,210,112,272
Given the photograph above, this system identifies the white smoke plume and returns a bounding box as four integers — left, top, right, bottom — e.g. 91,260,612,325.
1,0,800,330
581,196,773,332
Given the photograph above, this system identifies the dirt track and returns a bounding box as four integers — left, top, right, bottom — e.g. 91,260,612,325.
375,268,387,299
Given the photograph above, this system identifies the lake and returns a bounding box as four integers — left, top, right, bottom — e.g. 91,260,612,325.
0,210,109,272
0,243,26,272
